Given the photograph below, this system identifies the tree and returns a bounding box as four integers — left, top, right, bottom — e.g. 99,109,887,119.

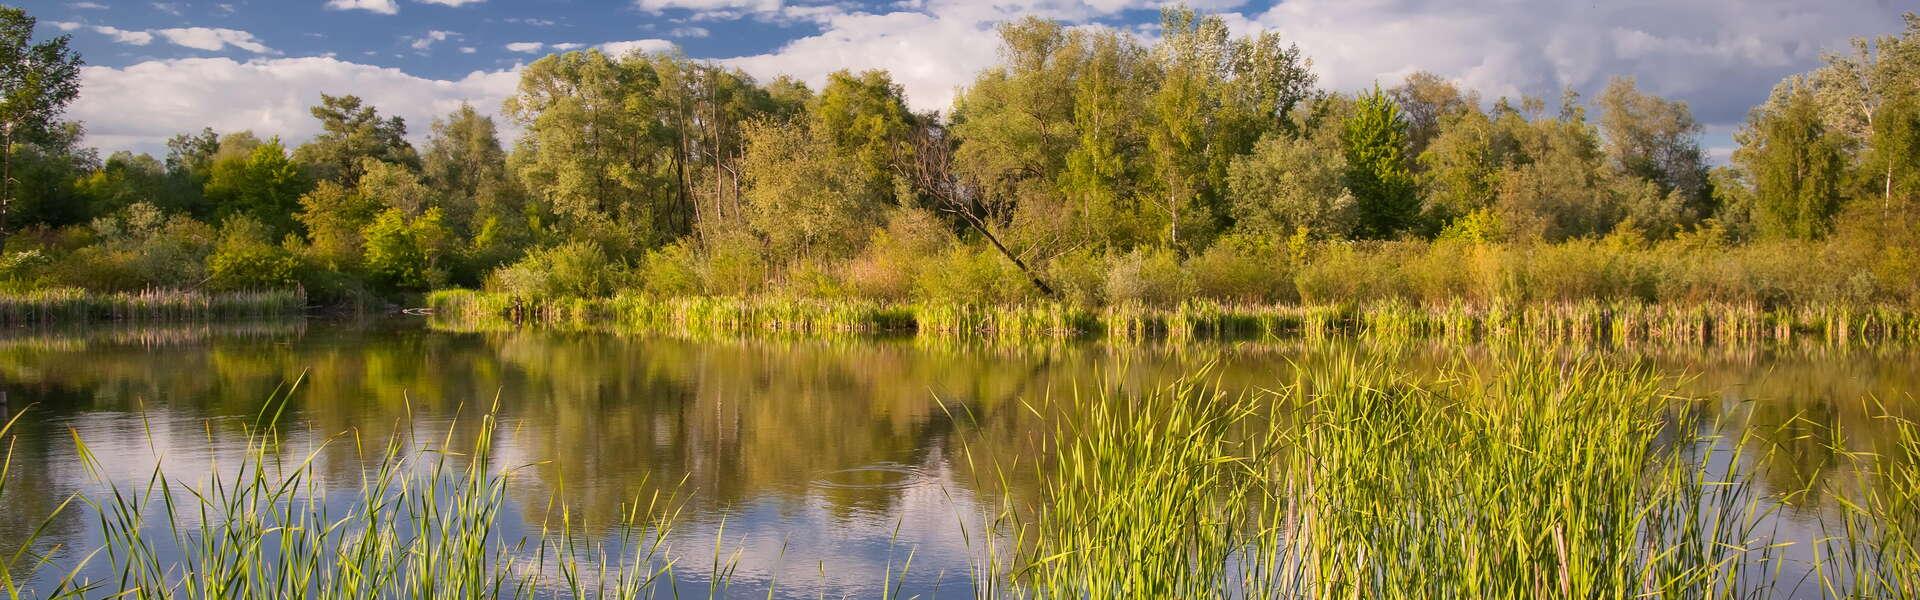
738,119,878,260
811,69,914,196
1739,81,1848,239
363,207,453,291
0,6,82,237
204,138,312,234
507,50,674,253
293,94,419,184
1597,77,1709,219
1342,86,1419,238
1227,130,1354,238
1146,7,1234,249
1392,71,1476,164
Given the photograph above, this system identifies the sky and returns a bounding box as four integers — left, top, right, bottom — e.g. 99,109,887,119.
17,0,1916,160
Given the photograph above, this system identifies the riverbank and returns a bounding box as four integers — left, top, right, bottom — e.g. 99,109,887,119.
0,288,307,325
425,289,1920,345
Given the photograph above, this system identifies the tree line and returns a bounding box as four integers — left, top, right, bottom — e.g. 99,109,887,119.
1,5,1917,308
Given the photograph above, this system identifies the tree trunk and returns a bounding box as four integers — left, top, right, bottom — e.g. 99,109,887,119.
960,213,1054,297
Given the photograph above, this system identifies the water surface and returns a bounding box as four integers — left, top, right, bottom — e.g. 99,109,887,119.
0,320,1914,597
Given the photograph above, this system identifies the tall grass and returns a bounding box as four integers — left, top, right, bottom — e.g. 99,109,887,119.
0,288,306,325
427,290,1920,346
3,356,1916,597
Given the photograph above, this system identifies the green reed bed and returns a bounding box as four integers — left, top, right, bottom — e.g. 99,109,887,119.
3,354,1918,597
970,352,1917,599
427,290,1920,346
0,288,306,325
0,395,690,599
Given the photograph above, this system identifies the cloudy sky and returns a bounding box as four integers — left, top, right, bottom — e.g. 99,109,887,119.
21,0,1913,159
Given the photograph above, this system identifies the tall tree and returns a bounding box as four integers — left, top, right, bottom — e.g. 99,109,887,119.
1597,77,1710,219
0,6,81,237
1342,86,1419,238
1738,81,1848,239
293,94,419,185
506,50,672,253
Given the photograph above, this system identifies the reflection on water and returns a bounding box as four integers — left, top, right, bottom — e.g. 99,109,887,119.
0,320,1915,597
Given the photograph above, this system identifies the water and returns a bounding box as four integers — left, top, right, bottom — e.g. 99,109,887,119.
0,319,1915,597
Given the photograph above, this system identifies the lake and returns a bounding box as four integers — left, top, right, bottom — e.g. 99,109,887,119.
0,319,1915,597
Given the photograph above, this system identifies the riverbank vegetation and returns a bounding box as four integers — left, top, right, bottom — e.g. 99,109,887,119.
1,7,1918,323
3,354,1915,597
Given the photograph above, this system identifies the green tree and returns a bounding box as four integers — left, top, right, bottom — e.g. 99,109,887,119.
1227,130,1354,238
1597,77,1709,219
1342,86,1419,238
293,94,419,184
363,207,452,290
1739,81,1848,239
506,50,674,253
739,119,879,260
294,180,379,271
204,138,312,234
0,6,82,236
811,69,914,196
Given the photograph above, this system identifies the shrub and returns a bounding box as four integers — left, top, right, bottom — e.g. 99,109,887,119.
1105,246,1196,308
207,216,300,291
1191,234,1295,304
638,242,702,297
485,240,622,298
915,242,1037,304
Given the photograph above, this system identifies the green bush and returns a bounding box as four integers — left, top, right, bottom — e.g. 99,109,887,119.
638,242,702,297
915,242,1037,304
1191,234,1295,304
1105,246,1195,308
206,216,300,291
485,240,623,298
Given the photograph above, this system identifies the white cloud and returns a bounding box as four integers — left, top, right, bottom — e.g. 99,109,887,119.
724,10,1002,113
93,25,154,45
418,0,484,5
459,46,477,54
325,0,399,15
1234,0,1902,127
669,26,711,39
67,1,108,9
549,42,585,51
156,28,275,54
57,21,273,53
409,30,459,51
504,42,544,53
599,39,676,57
149,2,183,15
72,57,520,154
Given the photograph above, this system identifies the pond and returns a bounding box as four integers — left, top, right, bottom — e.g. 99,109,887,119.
0,319,1915,598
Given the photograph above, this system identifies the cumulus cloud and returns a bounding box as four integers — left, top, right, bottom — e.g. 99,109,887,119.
669,26,711,38
54,22,157,45
599,39,676,57
504,42,544,53
156,28,275,54
72,57,519,153
409,30,459,51
56,21,272,54
723,9,1004,113
325,0,399,15
1235,0,1902,127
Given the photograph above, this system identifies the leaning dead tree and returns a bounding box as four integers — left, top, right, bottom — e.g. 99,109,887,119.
901,119,1055,297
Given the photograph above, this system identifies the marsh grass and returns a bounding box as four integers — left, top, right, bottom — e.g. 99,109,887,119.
3,354,1917,598
427,291,1920,347
0,288,306,325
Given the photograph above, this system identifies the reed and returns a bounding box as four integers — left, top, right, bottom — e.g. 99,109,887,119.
3,356,1917,597
0,288,306,325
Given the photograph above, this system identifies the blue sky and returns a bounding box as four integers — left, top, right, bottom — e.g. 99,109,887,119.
17,0,1913,158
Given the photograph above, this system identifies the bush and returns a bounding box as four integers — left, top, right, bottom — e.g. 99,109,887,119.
701,231,768,296
915,242,1038,304
1044,248,1111,308
1191,234,1295,304
207,216,300,291
845,209,952,301
638,242,702,297
485,241,623,298
1105,246,1196,308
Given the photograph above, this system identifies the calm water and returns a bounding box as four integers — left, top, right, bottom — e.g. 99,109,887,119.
0,319,1916,597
